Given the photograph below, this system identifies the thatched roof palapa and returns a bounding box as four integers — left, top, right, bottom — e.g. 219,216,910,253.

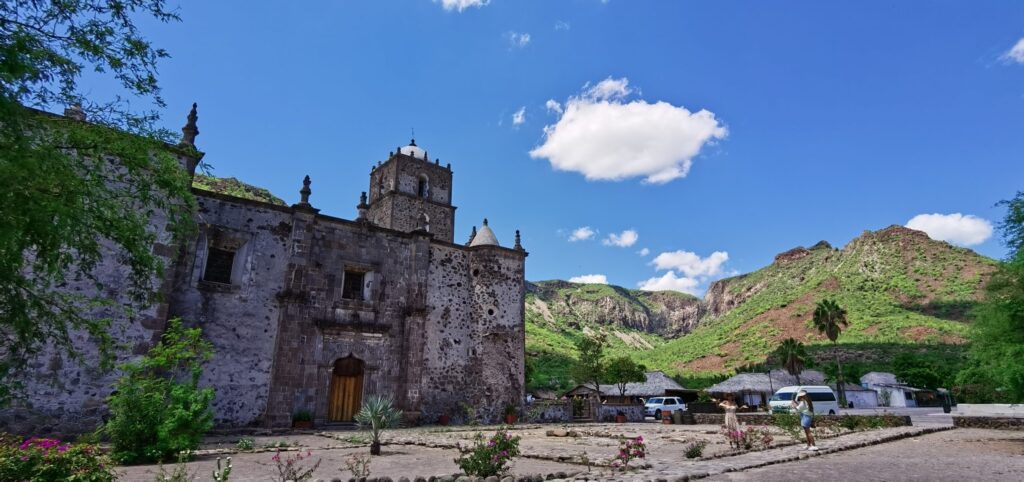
705,370,827,395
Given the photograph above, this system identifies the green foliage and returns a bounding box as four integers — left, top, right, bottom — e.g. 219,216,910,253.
611,436,646,470
892,352,954,390
103,319,215,464
0,0,195,404
0,434,116,482
570,334,607,392
721,426,773,451
959,191,1024,402
604,356,646,396
193,174,285,206
813,299,849,403
212,456,232,482
154,454,195,482
353,395,403,456
455,429,521,477
774,338,808,382
684,440,707,459
235,438,255,451
772,413,803,442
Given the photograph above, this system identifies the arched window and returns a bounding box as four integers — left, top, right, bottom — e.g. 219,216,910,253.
417,175,429,198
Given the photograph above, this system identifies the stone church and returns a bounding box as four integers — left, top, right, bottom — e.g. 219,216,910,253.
2,105,527,433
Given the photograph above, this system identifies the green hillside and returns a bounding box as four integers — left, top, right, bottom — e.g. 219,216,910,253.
525,226,997,391
193,174,286,205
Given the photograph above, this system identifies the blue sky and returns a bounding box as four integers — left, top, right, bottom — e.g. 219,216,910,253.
88,1,1024,294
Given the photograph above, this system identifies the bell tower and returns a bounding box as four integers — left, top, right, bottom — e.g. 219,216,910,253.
366,140,456,242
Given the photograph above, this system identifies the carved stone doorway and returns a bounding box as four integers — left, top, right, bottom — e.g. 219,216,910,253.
328,356,364,422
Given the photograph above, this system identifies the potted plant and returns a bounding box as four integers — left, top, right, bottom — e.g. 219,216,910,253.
615,410,627,424
438,414,450,426
292,410,313,429
504,404,518,425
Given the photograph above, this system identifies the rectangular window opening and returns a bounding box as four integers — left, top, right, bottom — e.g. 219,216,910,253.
204,247,236,284
342,270,366,300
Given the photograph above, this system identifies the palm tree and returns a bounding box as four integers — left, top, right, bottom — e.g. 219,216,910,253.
354,395,403,455
776,338,808,384
813,299,849,405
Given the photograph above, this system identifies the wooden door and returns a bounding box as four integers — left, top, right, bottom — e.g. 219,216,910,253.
328,357,364,422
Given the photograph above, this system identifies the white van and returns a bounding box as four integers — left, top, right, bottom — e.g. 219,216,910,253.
769,386,840,415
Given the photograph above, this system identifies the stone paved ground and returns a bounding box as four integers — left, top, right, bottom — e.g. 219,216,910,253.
707,428,1024,481
115,423,1021,481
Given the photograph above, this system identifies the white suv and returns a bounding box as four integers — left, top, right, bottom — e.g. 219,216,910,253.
644,397,685,419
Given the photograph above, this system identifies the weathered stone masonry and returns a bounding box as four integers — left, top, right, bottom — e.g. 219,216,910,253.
0,109,527,434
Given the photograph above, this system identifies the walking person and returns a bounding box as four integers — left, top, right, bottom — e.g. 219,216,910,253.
791,390,818,451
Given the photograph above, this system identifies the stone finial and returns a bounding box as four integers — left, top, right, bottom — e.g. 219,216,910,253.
514,230,523,250
446,163,451,170
467,226,477,246
396,146,402,156
389,151,393,157
483,218,489,226
410,138,417,146
64,104,86,121
424,151,429,161
299,175,312,205
357,191,369,220
179,103,199,147
435,158,440,165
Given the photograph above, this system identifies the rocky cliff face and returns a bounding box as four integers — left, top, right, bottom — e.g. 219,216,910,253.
526,281,703,337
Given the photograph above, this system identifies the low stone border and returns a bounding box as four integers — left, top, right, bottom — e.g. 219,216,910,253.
692,413,912,427
953,416,1024,430
561,426,954,481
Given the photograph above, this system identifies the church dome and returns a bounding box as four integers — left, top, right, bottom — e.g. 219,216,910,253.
470,219,500,247
398,139,426,159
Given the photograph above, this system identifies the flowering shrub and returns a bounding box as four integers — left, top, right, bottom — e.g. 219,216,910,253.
0,434,116,481
684,440,707,459
721,425,774,451
611,436,646,470
454,429,521,477
271,450,321,482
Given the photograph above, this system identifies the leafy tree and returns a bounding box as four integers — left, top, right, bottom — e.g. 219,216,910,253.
570,334,607,394
813,299,849,403
774,338,808,384
604,356,647,397
958,192,1024,402
353,395,403,456
0,0,195,403
892,353,945,390
103,318,214,464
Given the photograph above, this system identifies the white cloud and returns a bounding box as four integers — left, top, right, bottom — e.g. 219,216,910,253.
1002,38,1024,64
545,99,563,114
585,77,632,101
507,31,531,48
568,226,596,242
638,248,650,256
530,77,727,184
603,229,638,247
569,274,608,284
651,250,729,278
435,0,488,12
906,213,993,246
638,271,700,295
555,21,571,31
512,106,526,126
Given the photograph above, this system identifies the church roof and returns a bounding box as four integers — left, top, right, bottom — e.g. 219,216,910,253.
470,219,500,247
398,138,426,159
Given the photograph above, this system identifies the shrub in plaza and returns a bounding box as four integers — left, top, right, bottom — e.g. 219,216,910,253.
612,436,646,470
0,433,116,481
455,428,521,477
353,395,403,456
721,426,773,451
271,450,321,482
684,440,708,459
102,318,215,464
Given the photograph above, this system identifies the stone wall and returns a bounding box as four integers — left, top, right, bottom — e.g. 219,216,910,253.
693,413,912,427
168,191,293,427
953,416,1024,430
525,401,572,423
597,403,645,422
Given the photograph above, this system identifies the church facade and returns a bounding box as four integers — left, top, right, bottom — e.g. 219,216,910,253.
2,105,527,433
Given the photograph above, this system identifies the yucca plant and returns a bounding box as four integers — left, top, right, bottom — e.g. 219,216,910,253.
353,395,403,455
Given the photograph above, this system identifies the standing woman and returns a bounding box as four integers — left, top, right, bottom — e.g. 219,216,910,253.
791,390,818,451
719,394,740,434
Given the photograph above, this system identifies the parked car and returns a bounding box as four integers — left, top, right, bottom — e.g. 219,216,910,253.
643,397,685,419
769,386,840,415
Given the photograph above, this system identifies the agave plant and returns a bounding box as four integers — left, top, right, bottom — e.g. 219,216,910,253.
353,395,403,455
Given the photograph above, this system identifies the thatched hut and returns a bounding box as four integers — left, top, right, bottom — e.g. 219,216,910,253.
705,369,826,407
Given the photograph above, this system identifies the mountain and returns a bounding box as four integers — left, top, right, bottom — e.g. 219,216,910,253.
525,225,997,390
